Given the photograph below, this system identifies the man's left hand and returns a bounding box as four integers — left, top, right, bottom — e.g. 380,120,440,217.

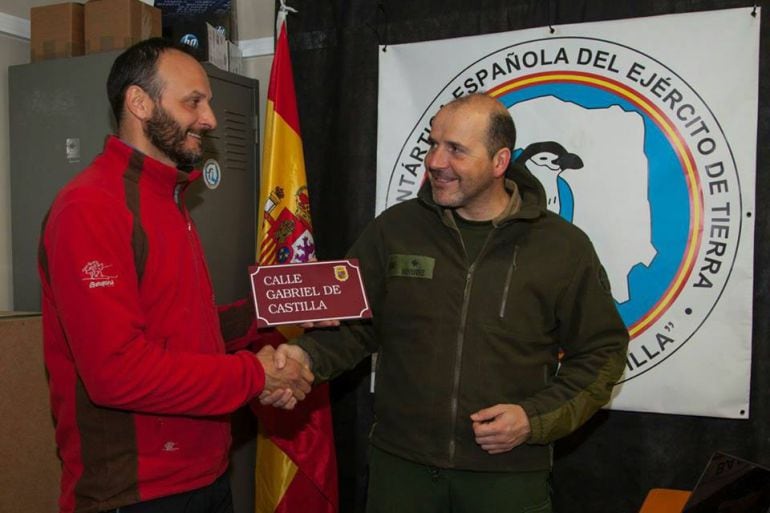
258,388,297,410
470,404,531,454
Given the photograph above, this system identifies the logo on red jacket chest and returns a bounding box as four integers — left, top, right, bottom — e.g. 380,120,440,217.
81,260,118,289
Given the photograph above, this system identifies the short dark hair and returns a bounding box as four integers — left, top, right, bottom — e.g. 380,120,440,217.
486,108,516,158
106,38,183,125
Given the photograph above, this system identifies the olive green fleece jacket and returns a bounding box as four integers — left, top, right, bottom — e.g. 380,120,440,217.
295,163,629,472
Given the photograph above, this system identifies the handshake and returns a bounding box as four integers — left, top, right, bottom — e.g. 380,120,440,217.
255,344,314,410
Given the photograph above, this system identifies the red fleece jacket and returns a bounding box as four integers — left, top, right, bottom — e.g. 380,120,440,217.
39,136,268,513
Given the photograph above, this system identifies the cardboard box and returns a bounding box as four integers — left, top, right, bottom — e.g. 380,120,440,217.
30,2,85,62
167,21,228,71
84,0,162,54
0,315,60,513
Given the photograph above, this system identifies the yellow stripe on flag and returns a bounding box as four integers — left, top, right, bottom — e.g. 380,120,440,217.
258,99,309,254
255,431,298,512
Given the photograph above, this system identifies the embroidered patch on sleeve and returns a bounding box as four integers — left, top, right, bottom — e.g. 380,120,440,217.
387,254,435,279
81,260,118,289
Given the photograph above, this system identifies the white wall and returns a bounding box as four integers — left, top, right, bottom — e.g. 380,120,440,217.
0,1,276,311
0,32,30,310
236,0,275,155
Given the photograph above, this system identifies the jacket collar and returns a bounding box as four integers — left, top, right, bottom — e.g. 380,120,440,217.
103,135,200,195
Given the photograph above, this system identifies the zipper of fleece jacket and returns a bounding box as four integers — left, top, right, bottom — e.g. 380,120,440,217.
447,220,523,463
449,261,474,462
174,183,220,350
447,219,497,463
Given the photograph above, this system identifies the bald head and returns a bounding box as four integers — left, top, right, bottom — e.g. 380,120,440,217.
441,93,517,159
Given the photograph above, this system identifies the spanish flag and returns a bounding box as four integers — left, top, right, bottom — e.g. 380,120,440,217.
253,6,338,513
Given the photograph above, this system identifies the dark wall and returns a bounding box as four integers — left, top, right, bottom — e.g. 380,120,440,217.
278,1,770,511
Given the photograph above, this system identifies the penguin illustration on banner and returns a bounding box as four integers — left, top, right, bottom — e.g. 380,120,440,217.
514,141,583,221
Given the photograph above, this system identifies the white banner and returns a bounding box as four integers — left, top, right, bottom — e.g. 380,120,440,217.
376,8,759,418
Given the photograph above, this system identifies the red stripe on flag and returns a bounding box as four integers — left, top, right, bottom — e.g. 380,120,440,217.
268,22,301,135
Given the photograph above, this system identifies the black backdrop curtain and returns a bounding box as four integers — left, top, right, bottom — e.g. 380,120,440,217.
275,1,770,511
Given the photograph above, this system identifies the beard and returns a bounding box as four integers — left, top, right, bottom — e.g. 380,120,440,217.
144,104,205,168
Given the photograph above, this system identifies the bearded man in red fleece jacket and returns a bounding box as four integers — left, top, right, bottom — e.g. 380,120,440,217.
38,38,313,513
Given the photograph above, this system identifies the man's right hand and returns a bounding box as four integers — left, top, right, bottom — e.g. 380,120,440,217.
255,345,313,406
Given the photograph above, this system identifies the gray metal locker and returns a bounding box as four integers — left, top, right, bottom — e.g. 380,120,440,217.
8,50,261,513
9,51,260,310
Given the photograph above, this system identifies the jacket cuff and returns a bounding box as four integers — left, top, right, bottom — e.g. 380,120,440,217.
235,350,266,397
292,335,328,382
520,402,546,445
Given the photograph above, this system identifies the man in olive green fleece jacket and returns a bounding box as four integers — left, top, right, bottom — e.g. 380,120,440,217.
276,93,629,513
